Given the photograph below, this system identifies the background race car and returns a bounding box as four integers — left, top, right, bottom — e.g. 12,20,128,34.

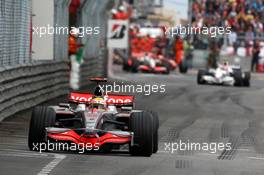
197,63,250,87
123,52,174,74
121,25,188,74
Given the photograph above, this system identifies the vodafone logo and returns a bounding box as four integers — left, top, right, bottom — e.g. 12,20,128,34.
106,97,132,104
70,93,133,104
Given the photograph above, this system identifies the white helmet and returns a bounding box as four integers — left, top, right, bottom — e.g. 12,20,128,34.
234,57,240,65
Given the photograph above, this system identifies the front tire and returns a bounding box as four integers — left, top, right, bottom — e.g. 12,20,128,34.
28,106,56,151
233,71,243,87
243,72,250,87
129,111,153,157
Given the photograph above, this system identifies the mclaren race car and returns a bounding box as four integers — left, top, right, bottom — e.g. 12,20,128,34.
123,52,176,74
197,63,250,87
28,78,159,157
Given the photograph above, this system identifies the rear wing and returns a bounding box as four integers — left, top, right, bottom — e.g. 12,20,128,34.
69,92,134,107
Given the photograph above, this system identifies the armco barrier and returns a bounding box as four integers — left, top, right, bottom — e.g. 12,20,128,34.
0,61,69,121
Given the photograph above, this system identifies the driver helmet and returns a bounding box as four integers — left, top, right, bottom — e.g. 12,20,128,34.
234,57,240,66
223,58,229,66
89,97,106,112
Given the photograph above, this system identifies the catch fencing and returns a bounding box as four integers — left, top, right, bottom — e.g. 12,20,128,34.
0,0,70,121
0,0,31,65
0,61,69,121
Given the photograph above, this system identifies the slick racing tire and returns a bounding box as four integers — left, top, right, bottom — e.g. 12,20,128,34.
162,62,171,74
179,60,188,74
129,111,153,157
233,71,243,87
148,111,159,153
131,58,140,73
28,106,56,151
243,72,250,87
123,62,130,72
197,69,206,84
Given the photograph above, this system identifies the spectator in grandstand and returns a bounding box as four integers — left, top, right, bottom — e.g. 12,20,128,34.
251,39,261,72
192,0,264,66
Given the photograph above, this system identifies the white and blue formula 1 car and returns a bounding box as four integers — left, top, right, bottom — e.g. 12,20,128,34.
197,63,250,87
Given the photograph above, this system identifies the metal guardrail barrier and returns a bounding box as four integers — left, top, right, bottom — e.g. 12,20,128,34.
0,61,69,121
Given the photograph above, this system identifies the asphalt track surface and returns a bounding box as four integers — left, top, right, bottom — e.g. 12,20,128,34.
1,66,264,175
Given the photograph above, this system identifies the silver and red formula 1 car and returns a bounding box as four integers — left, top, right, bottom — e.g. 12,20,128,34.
28,78,159,157
123,52,176,74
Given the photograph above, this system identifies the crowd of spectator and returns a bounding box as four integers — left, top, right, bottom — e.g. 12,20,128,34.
191,0,264,71
192,0,264,51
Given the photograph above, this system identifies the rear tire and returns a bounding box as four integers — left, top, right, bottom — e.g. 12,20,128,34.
243,72,250,87
123,62,130,72
28,106,56,151
179,60,188,73
197,69,206,84
131,58,140,73
163,62,170,74
233,71,243,87
148,111,159,153
129,111,153,157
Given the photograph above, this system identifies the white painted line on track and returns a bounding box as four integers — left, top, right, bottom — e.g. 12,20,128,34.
37,154,66,175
